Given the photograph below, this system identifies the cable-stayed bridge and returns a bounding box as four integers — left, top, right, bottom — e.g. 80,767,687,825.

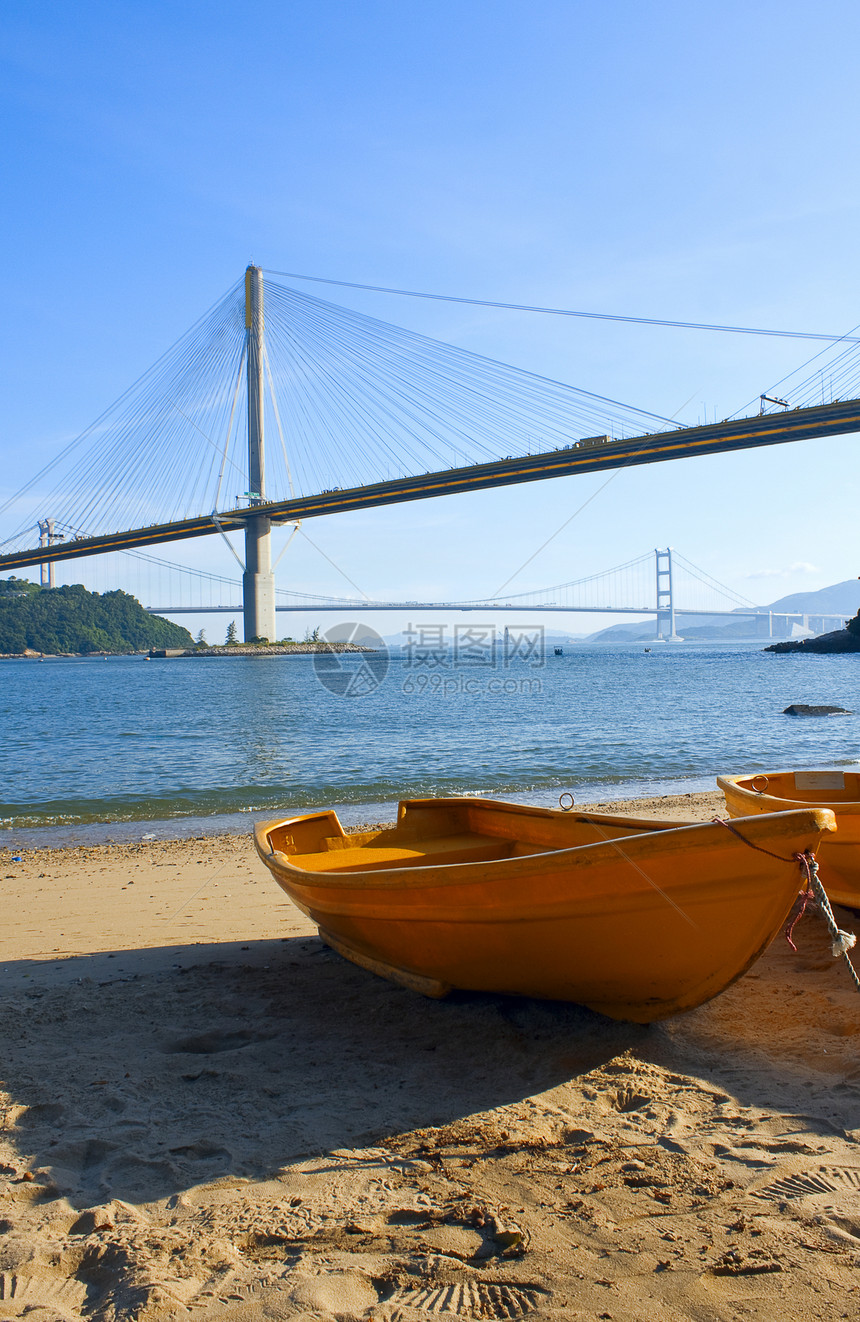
3,266,860,640
46,544,845,640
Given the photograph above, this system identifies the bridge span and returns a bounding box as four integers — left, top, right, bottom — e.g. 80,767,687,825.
139,549,846,642
146,601,845,640
3,267,859,641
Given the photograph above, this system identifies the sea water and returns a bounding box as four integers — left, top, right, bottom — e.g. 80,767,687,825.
1,641,857,846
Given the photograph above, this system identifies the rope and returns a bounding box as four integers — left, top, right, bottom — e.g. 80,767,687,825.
711,815,797,862
784,874,814,952
801,852,860,994
713,818,860,996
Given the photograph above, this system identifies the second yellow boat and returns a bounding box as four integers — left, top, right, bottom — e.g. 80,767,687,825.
718,769,860,910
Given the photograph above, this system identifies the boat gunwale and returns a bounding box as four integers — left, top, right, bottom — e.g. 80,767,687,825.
254,798,836,893
718,770,860,813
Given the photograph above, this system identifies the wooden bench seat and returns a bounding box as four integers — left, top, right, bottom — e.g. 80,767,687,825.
292,832,518,873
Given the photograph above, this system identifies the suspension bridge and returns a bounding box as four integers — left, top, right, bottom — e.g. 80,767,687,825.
2,266,859,641
43,544,845,641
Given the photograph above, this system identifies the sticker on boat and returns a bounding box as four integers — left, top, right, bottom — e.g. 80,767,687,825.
794,771,845,791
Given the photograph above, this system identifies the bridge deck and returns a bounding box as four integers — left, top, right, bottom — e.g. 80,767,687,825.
3,398,858,572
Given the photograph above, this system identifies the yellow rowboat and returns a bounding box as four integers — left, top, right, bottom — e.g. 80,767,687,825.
718,770,860,910
254,797,835,1023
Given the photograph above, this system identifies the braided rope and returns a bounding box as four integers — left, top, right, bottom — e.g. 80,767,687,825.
713,817,859,995
800,853,860,996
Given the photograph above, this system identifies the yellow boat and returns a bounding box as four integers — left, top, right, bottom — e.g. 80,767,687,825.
718,770,860,910
254,797,835,1022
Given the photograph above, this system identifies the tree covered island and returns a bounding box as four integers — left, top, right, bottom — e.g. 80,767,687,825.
0,578,194,655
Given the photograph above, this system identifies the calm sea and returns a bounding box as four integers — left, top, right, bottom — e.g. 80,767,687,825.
1,640,857,846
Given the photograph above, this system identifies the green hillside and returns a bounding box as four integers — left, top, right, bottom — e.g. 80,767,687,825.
0,578,194,654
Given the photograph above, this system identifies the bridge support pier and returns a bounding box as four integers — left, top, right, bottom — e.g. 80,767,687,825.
243,515,276,643
243,264,277,642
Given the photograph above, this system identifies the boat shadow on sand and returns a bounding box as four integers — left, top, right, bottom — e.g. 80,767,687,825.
0,919,857,1210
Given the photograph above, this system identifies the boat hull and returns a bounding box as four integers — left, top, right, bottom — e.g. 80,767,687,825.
254,798,835,1022
718,771,860,910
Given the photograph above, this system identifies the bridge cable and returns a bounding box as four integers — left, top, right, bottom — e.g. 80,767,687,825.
732,320,860,419
479,552,654,605
213,345,247,510
297,528,369,600
670,551,757,608
0,281,248,549
0,279,244,527
490,470,621,598
263,269,860,345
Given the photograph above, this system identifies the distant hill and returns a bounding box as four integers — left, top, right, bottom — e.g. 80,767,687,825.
761,580,860,616
0,578,194,654
587,578,860,643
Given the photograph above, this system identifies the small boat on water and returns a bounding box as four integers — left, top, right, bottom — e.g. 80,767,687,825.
718,769,860,910
254,797,835,1022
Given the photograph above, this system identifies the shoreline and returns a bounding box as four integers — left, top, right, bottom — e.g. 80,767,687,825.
0,791,735,982
2,788,858,1321
0,641,378,661
0,782,722,851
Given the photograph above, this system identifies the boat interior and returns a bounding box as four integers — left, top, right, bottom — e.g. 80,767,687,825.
731,770,860,803
262,798,681,874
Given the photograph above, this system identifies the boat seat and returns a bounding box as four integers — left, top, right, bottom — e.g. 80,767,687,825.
290,831,518,873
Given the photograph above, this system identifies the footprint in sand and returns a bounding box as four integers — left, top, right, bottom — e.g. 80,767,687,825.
385,1279,548,1318
754,1165,860,1247
164,1029,270,1054
167,1140,231,1163
0,1268,87,1319
15,1103,65,1129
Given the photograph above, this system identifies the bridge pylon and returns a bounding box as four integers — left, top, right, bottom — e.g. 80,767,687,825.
38,519,59,588
242,265,277,643
655,547,682,641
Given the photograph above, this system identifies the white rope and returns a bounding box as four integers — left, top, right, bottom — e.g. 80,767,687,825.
806,857,860,994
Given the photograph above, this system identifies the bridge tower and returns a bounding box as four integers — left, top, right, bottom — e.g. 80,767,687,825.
38,519,58,588
655,547,682,641
243,265,277,643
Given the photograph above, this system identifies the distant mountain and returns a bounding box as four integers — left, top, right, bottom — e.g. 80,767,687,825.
760,580,860,616
587,621,660,643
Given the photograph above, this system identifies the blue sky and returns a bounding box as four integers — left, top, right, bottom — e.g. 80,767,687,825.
2,1,859,638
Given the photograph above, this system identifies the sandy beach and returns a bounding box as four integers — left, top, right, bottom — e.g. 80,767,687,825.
1,791,858,1321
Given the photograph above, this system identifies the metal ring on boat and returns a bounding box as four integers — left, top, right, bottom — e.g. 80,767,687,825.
751,774,769,793
558,792,575,812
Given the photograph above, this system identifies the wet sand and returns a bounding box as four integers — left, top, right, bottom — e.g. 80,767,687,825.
0,792,858,1320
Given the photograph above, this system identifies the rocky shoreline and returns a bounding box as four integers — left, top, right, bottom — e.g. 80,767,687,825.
150,642,377,658
0,643,378,659
765,626,860,654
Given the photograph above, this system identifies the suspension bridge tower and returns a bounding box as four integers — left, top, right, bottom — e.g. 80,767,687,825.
655,547,682,641
243,265,277,643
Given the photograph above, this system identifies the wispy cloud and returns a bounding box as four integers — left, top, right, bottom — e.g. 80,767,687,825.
743,562,820,580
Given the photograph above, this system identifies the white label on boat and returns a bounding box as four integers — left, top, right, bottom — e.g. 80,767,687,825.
794,771,845,790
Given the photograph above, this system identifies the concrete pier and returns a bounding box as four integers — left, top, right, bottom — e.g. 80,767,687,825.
242,265,277,643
